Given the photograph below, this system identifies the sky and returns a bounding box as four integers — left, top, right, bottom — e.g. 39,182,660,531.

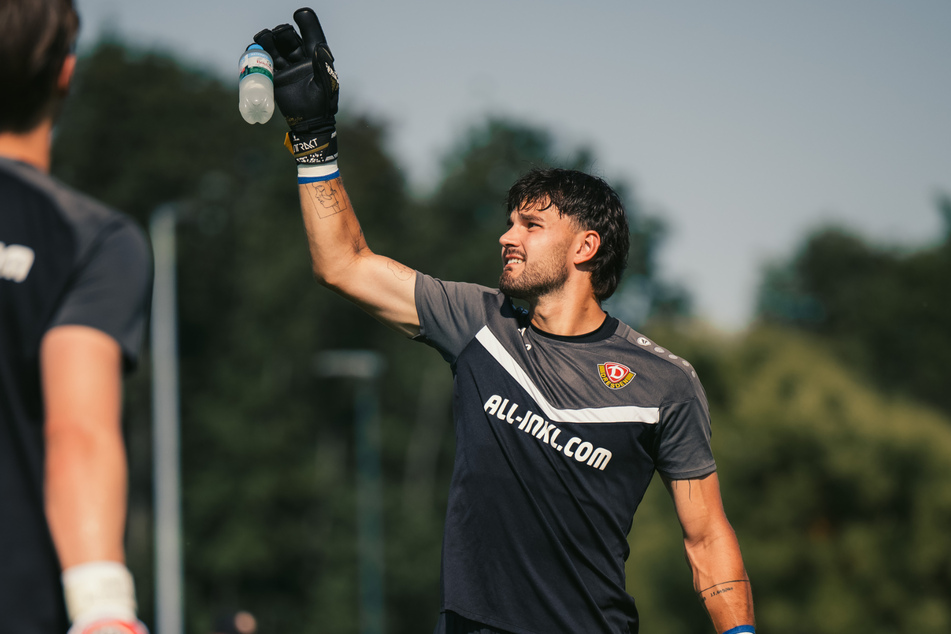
73,0,951,331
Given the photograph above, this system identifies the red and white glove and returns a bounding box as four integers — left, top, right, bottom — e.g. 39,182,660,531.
63,561,148,634
67,617,149,634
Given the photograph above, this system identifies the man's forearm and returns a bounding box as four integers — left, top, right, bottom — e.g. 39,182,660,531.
685,523,754,633
297,171,369,288
41,326,128,569
47,436,142,634
45,423,128,568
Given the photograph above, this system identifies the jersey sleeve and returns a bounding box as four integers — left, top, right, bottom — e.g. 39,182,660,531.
413,272,494,364
654,387,717,480
48,219,152,371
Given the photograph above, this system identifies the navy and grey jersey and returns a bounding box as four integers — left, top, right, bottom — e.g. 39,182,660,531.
0,157,152,633
414,272,715,634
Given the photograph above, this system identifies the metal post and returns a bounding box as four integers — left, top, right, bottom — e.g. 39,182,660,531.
315,350,386,634
150,205,183,634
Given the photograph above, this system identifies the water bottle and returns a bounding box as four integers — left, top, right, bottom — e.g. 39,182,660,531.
238,44,274,124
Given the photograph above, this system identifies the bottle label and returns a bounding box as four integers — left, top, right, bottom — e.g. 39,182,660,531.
239,51,273,82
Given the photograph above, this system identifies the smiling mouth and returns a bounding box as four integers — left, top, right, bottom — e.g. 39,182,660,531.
503,257,524,271
503,251,525,267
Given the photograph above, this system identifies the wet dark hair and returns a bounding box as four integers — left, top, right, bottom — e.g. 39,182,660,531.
0,0,79,133
506,168,629,301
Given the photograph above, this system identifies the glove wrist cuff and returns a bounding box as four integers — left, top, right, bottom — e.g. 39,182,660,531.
284,130,338,164
298,161,340,183
62,561,137,626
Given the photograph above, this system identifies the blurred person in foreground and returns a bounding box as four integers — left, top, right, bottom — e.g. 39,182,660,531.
254,8,754,634
0,1,152,632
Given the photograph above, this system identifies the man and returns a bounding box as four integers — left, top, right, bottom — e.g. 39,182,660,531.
255,8,755,634
0,1,152,632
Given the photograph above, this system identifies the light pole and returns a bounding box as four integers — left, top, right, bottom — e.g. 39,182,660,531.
314,350,386,634
149,204,183,634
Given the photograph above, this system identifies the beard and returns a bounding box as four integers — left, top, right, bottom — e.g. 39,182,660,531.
499,255,570,300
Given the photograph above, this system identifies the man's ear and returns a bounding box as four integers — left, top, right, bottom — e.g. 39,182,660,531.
574,230,601,266
58,54,77,93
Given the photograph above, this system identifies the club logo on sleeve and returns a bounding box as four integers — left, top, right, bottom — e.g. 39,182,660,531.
0,242,35,283
598,362,635,389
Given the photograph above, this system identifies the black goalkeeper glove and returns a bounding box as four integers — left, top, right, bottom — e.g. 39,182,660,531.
254,8,339,164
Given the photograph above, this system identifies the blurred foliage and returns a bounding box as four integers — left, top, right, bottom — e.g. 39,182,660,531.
630,324,951,634
756,201,951,418
51,40,951,634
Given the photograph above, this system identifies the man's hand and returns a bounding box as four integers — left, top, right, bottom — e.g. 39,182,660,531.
254,8,339,164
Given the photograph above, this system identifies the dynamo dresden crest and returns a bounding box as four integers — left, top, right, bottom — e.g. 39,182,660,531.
598,362,635,390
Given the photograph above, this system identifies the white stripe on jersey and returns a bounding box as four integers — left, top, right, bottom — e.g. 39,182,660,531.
475,326,661,425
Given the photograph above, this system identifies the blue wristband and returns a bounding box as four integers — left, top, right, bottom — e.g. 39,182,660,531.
722,627,755,634
298,170,339,184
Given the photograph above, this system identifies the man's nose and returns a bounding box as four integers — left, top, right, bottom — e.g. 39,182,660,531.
499,226,518,246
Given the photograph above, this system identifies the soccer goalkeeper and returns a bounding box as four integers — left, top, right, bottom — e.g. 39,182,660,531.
254,8,755,633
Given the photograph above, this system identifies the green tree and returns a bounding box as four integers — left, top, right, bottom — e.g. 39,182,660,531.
628,324,951,633
756,200,951,418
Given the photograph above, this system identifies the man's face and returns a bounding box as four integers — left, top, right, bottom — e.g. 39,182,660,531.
498,201,578,300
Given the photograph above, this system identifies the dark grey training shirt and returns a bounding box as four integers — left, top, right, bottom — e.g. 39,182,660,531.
0,157,152,634
414,272,715,634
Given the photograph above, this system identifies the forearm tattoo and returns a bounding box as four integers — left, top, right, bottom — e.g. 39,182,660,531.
305,180,346,219
698,580,750,605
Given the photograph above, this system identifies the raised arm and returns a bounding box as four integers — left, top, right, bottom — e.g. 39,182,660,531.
663,472,755,634
255,8,419,336
297,174,418,336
